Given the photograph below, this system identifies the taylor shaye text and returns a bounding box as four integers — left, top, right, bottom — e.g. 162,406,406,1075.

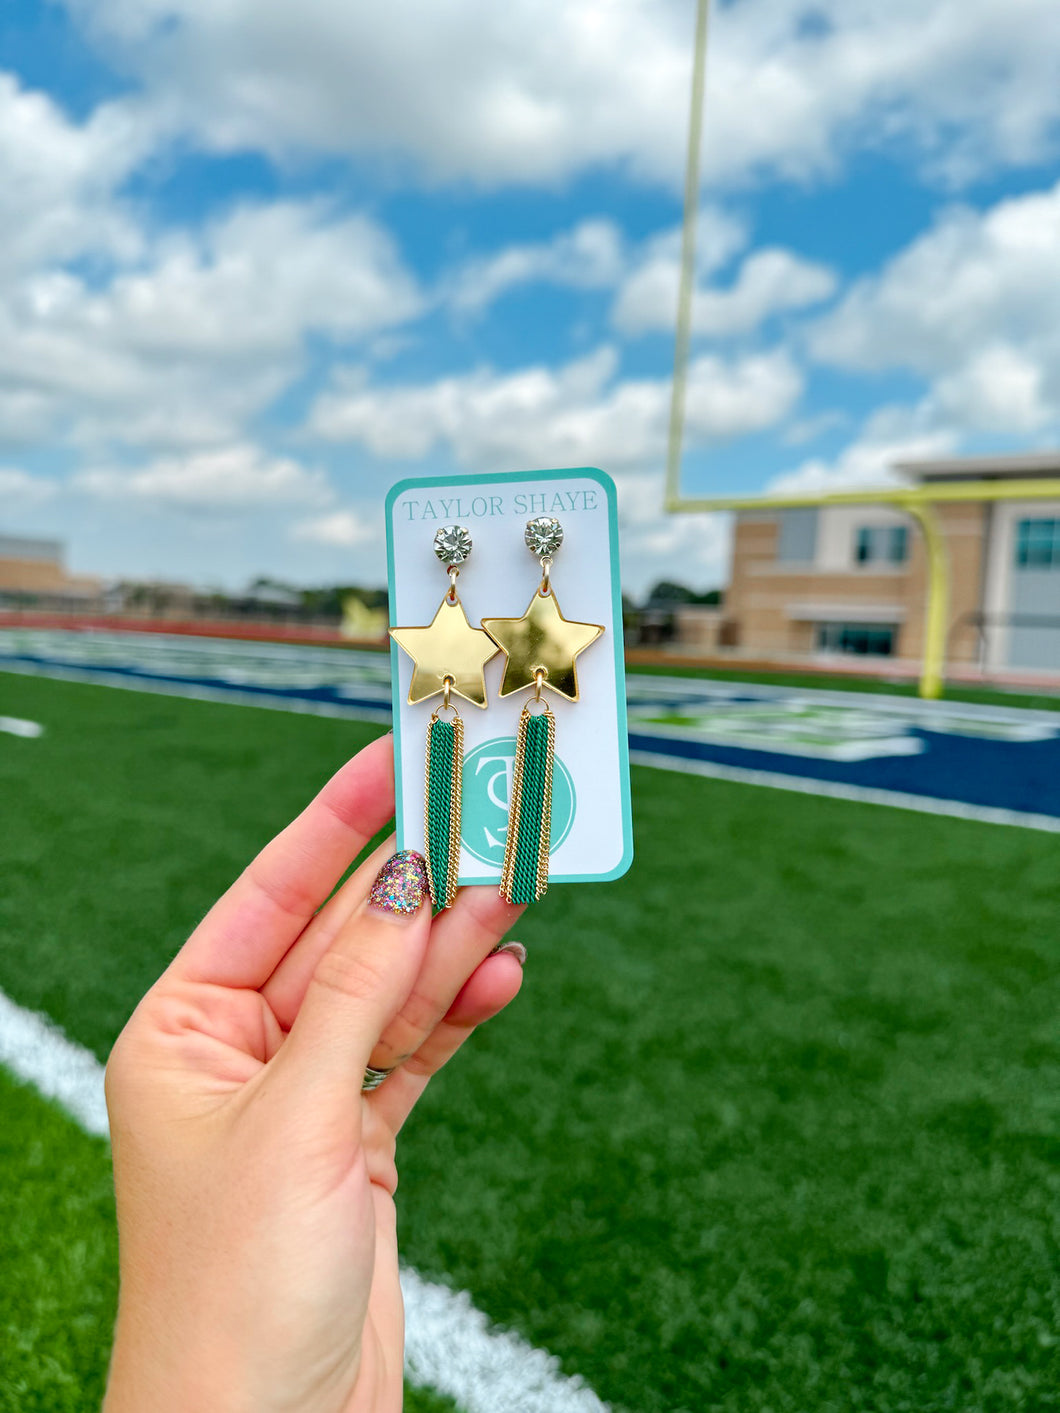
398,488,601,522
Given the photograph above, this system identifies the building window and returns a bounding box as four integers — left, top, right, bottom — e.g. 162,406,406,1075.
854,525,908,565
815,622,897,656
777,508,819,563
1015,518,1060,569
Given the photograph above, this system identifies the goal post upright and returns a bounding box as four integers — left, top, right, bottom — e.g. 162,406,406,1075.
664,0,1060,698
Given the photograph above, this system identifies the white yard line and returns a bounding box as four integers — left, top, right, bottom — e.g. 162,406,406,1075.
626,670,1060,727
0,986,609,1413
630,749,1060,833
402,1271,609,1413
7,652,1060,733
0,988,110,1135
8,660,1060,833
0,714,44,737
0,660,392,725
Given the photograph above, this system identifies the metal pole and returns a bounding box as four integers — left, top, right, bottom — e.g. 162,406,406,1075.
904,502,950,699
664,0,711,513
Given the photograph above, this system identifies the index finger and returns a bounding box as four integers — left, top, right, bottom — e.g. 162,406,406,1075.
170,733,395,989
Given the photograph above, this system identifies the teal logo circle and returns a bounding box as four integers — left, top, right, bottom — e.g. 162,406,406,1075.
461,737,576,867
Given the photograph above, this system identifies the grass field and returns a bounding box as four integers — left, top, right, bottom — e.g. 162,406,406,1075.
627,658,1060,715
2,669,1059,1411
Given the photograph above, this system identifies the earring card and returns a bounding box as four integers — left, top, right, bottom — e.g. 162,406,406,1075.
385,468,633,887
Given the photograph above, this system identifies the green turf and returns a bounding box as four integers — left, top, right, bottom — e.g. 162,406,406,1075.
0,1070,456,1413
404,1389,462,1413
2,670,1059,1411
398,780,1060,1411
0,674,385,1059
0,1071,117,1412
627,659,1060,713
0,676,454,1411
0,1068,459,1413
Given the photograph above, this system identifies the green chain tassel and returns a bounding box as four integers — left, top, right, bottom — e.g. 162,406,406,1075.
424,715,463,909
501,704,555,904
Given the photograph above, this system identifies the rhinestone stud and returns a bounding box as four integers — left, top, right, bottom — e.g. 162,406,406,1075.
433,524,473,566
524,516,564,558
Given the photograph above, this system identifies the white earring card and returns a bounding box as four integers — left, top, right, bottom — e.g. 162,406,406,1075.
385,468,633,887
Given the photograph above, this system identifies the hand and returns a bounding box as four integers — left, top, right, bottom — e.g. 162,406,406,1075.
102,734,525,1413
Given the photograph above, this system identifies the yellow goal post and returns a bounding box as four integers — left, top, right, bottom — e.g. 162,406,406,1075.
665,0,1060,698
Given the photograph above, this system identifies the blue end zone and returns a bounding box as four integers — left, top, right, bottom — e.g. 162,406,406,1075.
4,630,1060,824
628,726,1060,819
0,651,391,719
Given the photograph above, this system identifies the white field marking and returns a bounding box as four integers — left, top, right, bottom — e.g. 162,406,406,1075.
0,986,611,1413
401,1269,609,1413
625,671,1060,728
0,715,44,738
9,649,1060,736
14,653,1057,832
627,713,926,762
629,749,1060,834
0,988,110,1136
0,629,393,695
4,629,1059,726
0,660,392,725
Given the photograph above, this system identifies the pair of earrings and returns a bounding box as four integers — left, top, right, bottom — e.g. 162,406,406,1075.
390,516,604,908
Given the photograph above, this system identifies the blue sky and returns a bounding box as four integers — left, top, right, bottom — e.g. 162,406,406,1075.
2,0,1060,596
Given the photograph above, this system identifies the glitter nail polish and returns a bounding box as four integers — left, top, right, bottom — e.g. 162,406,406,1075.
369,851,428,915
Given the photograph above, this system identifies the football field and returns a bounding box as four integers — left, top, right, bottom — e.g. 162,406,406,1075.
1,666,1059,1411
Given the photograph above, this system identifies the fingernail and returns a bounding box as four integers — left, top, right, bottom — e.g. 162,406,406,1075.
369,851,428,915
490,940,527,965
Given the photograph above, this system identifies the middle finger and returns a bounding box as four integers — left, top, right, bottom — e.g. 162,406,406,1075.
263,861,524,1065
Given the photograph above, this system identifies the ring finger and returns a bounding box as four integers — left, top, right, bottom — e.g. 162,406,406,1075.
368,944,526,1133
263,853,524,1071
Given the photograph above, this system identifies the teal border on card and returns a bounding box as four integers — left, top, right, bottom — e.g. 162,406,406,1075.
385,467,634,886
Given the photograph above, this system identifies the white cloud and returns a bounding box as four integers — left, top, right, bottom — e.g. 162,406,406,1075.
292,509,372,547
781,410,849,447
606,207,743,334
811,185,1060,373
443,207,760,330
682,350,804,445
613,244,836,338
94,202,423,358
703,0,1060,189
933,346,1051,435
611,470,731,597
73,445,333,510
765,405,957,497
0,467,58,504
61,0,1060,189
11,1,1059,594
0,389,60,448
307,344,802,472
63,0,693,184
764,178,1060,498
0,74,150,281
810,180,1060,438
0,199,423,451
446,220,625,315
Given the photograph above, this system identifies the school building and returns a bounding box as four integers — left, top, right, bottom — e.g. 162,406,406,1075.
0,534,101,607
722,451,1060,674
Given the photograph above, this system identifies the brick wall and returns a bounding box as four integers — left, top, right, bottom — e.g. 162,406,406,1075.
0,556,101,598
726,504,986,664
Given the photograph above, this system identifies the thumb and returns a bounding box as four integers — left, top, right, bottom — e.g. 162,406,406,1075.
277,851,431,1103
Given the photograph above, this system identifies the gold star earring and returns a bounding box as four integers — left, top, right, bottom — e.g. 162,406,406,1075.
482,517,604,904
390,526,499,908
